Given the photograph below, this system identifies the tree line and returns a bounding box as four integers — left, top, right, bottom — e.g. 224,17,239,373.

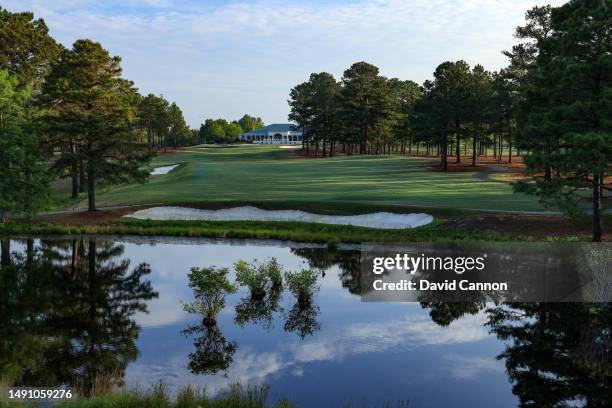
288,1,610,241
0,7,264,215
197,114,264,144
0,7,188,214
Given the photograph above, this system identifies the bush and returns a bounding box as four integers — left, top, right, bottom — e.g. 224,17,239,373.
234,258,283,298
284,269,320,304
182,266,237,325
265,258,283,287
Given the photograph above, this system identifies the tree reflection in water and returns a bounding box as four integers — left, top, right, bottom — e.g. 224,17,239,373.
0,238,157,395
291,247,363,294
283,301,321,339
182,321,237,376
234,286,282,331
293,246,611,406
422,301,611,407
1,238,609,406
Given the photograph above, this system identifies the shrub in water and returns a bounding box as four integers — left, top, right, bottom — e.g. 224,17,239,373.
183,266,237,326
234,258,283,298
266,257,283,287
284,269,320,304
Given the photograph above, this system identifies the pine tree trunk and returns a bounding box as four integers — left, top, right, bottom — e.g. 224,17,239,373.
443,137,448,171
26,239,34,267
79,160,86,194
87,161,96,212
472,127,477,167
71,160,79,199
1,239,9,267
360,126,366,155
455,131,461,163
507,130,512,163
1,208,8,224
592,173,602,242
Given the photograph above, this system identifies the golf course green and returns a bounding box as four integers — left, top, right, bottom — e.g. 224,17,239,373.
94,145,546,214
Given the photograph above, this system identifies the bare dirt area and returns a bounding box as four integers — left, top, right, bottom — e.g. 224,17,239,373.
36,206,149,226
446,213,612,240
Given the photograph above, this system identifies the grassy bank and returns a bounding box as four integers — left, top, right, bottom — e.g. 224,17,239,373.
0,217,513,243
85,145,545,213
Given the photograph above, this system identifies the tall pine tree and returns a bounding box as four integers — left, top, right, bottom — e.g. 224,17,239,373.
515,0,611,241
42,40,152,212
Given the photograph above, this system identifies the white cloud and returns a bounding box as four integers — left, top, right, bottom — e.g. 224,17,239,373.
290,312,490,363
443,354,505,379
3,0,567,126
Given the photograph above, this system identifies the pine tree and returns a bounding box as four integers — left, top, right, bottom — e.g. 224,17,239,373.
42,40,152,212
0,69,48,222
0,8,60,89
340,62,393,155
515,0,612,241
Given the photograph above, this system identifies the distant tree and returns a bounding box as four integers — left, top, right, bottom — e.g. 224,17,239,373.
210,120,228,143
514,0,612,242
289,72,341,156
138,94,170,151
0,7,60,88
167,102,191,147
42,40,152,212
308,72,341,156
388,78,422,154
288,81,315,153
0,70,48,222
413,79,450,169
238,114,264,133
466,65,494,166
340,62,394,155
225,121,243,142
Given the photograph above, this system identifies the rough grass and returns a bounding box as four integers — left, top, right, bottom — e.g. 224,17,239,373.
0,218,515,244
0,383,293,408
89,145,545,213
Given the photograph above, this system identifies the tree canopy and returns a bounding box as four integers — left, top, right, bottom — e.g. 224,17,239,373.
42,39,153,211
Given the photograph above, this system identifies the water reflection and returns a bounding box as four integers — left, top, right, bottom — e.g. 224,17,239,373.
182,321,237,376
0,237,609,407
283,301,321,339
421,301,611,406
0,238,157,395
234,286,282,331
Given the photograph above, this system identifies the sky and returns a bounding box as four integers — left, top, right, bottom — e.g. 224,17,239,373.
4,0,566,127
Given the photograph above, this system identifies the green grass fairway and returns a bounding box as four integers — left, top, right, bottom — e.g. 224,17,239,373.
93,145,546,213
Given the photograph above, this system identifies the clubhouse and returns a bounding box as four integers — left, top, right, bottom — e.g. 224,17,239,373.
239,123,303,144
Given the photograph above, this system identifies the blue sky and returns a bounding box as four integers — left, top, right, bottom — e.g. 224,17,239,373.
4,0,564,127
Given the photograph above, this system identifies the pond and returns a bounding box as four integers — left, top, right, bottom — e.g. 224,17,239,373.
0,237,608,407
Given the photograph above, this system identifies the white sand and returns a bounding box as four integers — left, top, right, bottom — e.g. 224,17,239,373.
127,206,433,229
150,164,179,175
279,145,301,149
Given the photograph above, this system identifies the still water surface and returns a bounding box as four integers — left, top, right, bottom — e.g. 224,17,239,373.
0,237,608,407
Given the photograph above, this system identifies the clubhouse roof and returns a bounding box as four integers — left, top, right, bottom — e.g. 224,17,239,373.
240,123,303,144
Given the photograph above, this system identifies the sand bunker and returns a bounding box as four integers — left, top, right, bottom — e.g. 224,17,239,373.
127,206,433,229
150,164,179,175
279,145,302,149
